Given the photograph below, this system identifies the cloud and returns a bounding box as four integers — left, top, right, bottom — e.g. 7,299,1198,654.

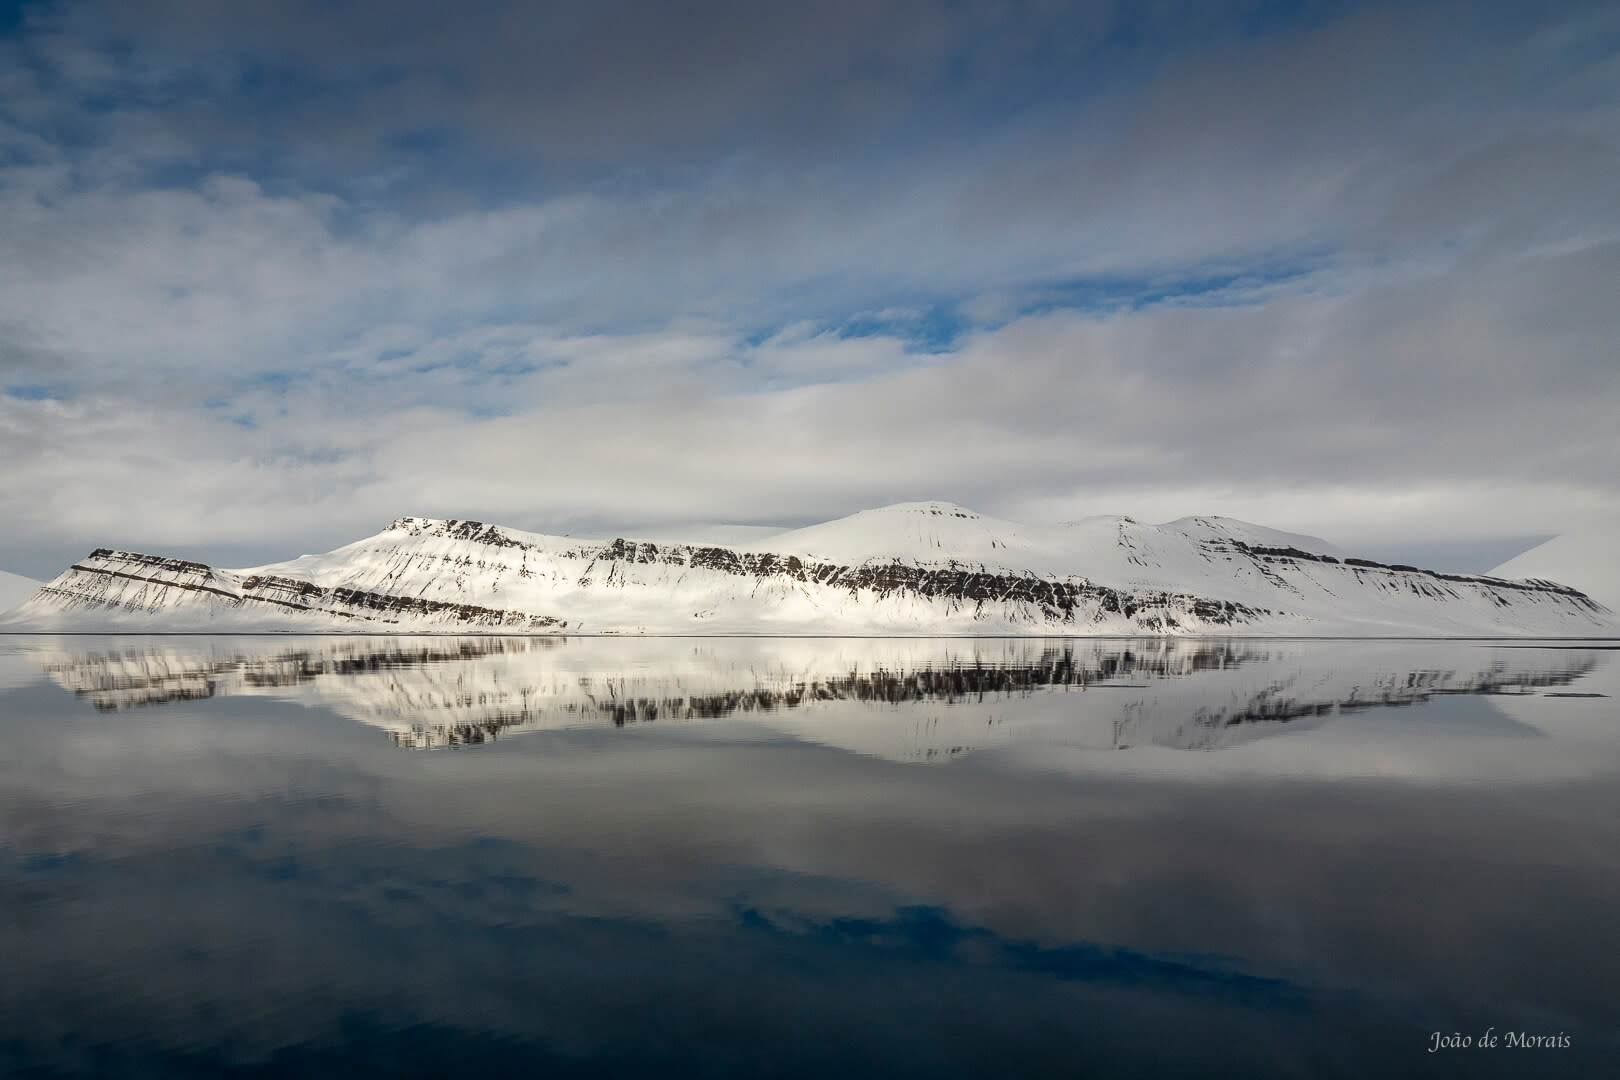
5,238,1615,576
0,0,1616,575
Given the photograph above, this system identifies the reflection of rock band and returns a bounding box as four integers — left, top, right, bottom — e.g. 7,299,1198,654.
25,638,1599,756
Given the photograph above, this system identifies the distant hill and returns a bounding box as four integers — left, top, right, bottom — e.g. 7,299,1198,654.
0,570,41,615
1490,532,1620,612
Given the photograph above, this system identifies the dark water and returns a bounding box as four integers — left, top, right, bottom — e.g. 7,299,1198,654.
1,635,1617,1078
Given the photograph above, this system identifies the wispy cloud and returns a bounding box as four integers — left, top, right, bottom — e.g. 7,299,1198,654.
0,0,1616,575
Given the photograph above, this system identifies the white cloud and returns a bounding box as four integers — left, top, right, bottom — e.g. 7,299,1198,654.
5,247,1615,577
0,1,1616,576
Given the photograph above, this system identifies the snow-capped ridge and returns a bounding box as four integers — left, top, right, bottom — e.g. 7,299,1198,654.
4,504,1613,636
1160,516,1347,558
383,517,538,546
754,501,1033,568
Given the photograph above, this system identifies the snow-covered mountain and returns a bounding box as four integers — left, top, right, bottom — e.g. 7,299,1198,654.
0,569,41,614
1489,531,1619,613
3,502,1613,636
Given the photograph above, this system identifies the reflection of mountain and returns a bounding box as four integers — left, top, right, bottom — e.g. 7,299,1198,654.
25,636,1604,761
1110,662,1593,752
30,637,1258,747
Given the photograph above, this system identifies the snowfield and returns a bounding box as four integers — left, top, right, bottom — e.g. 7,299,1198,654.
2,501,1613,636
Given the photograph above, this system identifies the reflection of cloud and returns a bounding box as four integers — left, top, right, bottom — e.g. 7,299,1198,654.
735,903,1306,1006
0,651,43,691
0,827,1316,1078
4,637,1620,1076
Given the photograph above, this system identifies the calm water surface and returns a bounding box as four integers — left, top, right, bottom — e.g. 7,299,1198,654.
1,635,1617,1078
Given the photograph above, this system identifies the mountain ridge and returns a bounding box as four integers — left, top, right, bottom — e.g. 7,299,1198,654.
3,502,1613,636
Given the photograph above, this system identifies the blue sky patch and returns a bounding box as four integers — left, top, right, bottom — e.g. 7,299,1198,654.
5,384,65,402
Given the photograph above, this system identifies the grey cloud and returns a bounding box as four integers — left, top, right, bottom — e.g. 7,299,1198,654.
0,0,1616,572
1367,133,1620,254
5,2,1617,336
3,649,1620,1072
1,231,1617,574
36,0,989,167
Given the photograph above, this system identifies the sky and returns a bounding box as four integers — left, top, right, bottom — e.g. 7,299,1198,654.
1,0,1617,579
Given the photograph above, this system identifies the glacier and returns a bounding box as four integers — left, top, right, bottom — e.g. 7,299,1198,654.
2,501,1613,636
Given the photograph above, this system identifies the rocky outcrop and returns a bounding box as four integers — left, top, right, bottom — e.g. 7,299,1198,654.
579,536,1267,630
25,547,565,630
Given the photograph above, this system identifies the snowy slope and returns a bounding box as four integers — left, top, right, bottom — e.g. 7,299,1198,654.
3,503,1613,636
756,503,1350,584
0,570,41,614
757,503,1044,568
1489,532,1620,612
1054,514,1345,592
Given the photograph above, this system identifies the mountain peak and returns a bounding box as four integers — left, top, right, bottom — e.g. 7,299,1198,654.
387,516,443,532
867,501,984,519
